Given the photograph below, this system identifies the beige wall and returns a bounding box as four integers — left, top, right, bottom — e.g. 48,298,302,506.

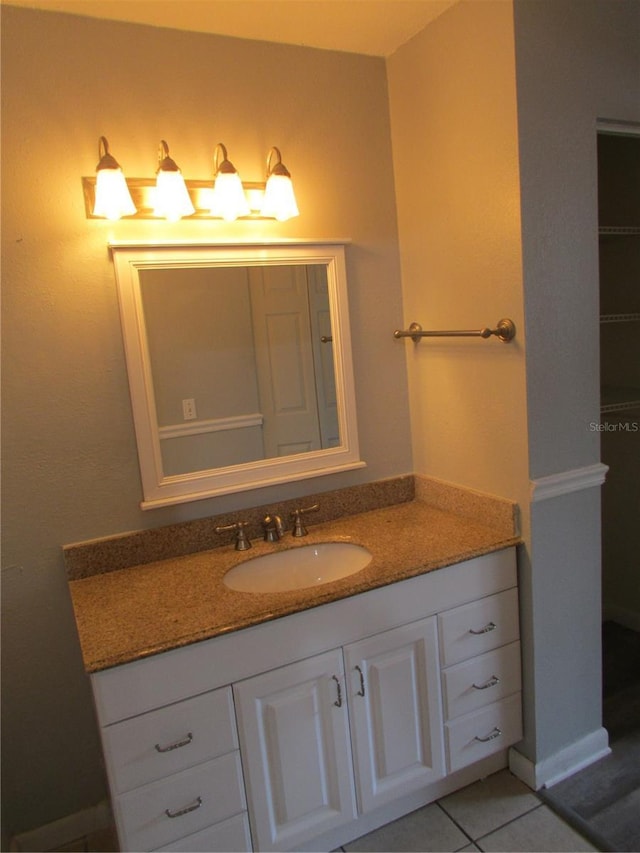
387,0,530,509
0,6,411,837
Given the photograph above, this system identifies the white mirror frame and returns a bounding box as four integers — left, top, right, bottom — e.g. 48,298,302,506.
110,240,364,509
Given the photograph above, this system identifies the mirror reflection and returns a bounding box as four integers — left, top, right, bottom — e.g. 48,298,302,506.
140,263,339,476
111,242,363,508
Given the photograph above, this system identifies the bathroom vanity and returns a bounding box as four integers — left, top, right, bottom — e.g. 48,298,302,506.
67,492,522,852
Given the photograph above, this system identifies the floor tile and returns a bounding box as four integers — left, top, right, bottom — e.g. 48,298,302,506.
478,804,599,852
438,769,540,839
344,802,470,852
456,845,481,852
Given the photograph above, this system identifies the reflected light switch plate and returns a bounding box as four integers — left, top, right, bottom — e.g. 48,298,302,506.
182,398,197,420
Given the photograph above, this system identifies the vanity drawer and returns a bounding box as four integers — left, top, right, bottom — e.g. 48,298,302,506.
444,693,522,773
442,642,521,721
438,588,519,667
102,687,238,794
115,751,246,852
154,812,252,852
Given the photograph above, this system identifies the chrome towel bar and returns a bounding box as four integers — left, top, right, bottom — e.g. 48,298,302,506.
394,318,516,344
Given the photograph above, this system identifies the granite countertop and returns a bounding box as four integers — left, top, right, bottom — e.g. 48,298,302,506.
68,498,520,673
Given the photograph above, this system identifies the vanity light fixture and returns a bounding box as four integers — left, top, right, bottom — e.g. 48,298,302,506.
92,136,136,220
83,139,300,220
208,142,251,221
153,140,195,221
260,146,300,221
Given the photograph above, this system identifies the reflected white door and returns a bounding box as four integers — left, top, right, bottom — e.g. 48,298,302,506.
307,265,340,448
249,266,321,457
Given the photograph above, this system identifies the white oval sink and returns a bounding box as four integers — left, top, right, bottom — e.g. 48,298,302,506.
223,542,372,593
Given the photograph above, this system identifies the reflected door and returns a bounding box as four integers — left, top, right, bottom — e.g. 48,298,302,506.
249,266,322,457
308,266,340,448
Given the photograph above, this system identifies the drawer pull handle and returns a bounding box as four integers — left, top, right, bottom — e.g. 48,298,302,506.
472,675,500,690
155,732,193,753
165,796,202,819
332,675,343,707
469,621,496,635
474,727,502,743
355,665,366,697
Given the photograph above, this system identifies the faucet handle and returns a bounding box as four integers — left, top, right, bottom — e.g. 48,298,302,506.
215,521,252,551
290,503,320,537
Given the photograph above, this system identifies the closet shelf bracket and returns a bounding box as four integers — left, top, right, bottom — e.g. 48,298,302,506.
394,318,516,344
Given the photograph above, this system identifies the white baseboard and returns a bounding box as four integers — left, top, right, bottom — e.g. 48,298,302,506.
9,800,111,852
603,603,640,632
509,727,611,790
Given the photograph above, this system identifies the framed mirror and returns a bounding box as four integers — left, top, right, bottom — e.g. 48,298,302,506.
110,241,364,508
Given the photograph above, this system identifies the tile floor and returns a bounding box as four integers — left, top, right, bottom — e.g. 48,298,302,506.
58,769,598,852
341,770,599,853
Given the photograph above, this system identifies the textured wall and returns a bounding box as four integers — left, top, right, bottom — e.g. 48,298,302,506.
386,0,529,507
0,7,411,836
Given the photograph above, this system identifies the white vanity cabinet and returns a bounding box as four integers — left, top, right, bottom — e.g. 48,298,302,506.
234,617,444,851
90,546,521,852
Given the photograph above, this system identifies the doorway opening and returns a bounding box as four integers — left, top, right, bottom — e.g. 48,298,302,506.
597,123,639,850
597,125,640,726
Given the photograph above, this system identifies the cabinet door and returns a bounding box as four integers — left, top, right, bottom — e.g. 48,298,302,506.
344,617,445,813
233,649,357,852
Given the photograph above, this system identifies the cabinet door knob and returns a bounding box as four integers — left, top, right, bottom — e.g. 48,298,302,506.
332,674,343,707
164,796,203,819
155,732,193,753
355,665,366,697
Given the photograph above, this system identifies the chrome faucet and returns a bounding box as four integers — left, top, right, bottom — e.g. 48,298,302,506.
262,513,284,542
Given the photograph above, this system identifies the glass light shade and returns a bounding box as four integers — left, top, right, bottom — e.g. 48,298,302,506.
209,171,250,221
153,170,195,221
261,174,299,221
93,168,136,220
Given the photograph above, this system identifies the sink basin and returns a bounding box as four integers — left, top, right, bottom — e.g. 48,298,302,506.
223,542,372,593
